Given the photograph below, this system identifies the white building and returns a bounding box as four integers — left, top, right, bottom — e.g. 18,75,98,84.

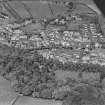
11,35,20,40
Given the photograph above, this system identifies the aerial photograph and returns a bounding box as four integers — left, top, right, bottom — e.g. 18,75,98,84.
0,0,105,105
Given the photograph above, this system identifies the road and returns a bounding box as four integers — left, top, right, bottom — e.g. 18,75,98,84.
0,76,62,105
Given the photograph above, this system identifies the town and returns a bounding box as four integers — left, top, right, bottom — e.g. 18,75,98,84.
0,10,105,66
1,1,105,104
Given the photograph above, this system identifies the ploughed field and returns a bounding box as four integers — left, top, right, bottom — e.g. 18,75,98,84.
0,1,105,105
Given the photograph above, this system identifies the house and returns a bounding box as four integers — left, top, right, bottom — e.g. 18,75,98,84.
82,56,90,62
42,40,49,47
0,37,4,41
11,35,20,41
19,35,27,41
95,43,101,48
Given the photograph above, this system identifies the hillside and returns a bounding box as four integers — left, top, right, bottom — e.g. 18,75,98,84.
0,1,105,105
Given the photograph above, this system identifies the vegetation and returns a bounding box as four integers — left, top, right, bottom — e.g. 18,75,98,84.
62,84,105,105
0,46,105,105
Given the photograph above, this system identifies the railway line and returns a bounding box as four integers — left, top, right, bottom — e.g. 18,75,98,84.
2,1,23,21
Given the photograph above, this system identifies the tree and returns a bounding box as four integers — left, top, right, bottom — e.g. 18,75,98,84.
62,84,105,105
